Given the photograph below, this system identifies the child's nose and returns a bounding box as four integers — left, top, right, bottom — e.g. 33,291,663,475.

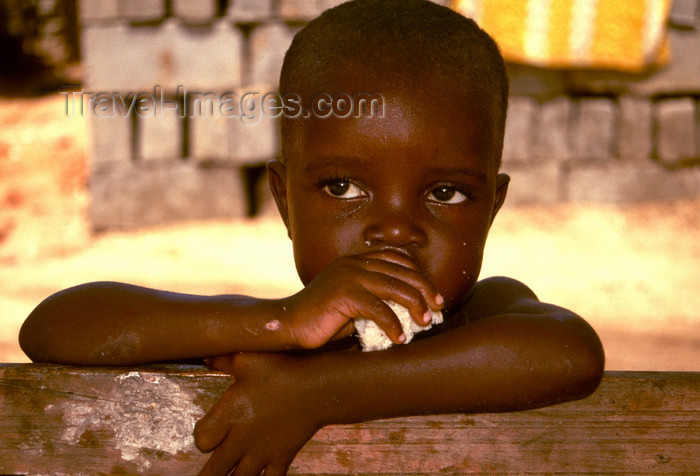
362,205,428,248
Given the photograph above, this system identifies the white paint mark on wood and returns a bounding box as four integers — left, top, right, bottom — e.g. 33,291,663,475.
57,371,204,471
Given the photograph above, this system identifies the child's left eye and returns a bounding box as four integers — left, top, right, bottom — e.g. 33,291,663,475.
427,186,468,204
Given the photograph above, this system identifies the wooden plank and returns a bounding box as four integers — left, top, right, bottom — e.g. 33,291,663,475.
1,364,698,475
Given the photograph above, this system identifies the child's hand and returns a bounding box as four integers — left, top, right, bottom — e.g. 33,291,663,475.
194,352,319,476
203,354,238,374
281,250,443,349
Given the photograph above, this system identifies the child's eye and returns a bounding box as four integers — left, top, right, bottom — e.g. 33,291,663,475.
427,186,468,204
321,179,365,199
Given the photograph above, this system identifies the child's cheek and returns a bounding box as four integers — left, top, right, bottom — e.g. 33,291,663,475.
428,244,484,307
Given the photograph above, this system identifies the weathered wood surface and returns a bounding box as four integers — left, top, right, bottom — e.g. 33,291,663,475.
1,365,698,475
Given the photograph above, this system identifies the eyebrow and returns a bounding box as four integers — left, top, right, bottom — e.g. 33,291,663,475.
303,157,489,181
302,156,373,174
423,165,488,181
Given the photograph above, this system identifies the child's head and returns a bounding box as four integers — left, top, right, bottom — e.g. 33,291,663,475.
269,0,511,308
279,0,509,169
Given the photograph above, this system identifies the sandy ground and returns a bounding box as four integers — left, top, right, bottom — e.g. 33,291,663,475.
1,94,698,370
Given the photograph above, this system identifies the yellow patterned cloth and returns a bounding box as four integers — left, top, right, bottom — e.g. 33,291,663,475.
453,0,672,71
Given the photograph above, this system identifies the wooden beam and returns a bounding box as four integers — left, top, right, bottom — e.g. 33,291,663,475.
1,364,698,474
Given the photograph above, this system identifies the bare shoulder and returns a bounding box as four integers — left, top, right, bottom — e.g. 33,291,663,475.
456,276,578,323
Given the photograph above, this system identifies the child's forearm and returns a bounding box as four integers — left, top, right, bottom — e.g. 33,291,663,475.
19,253,435,366
193,308,603,473
19,281,295,365
304,313,604,424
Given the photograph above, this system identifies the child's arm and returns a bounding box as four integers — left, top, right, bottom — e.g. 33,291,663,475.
193,276,604,476
19,281,294,365
19,251,441,365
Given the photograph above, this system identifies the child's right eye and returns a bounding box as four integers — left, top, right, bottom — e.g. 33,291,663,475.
320,179,366,199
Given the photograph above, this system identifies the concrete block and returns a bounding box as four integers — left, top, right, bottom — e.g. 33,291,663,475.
566,27,700,96
81,23,128,89
190,113,230,161
278,0,318,20
89,113,132,164
669,0,697,28
82,19,244,93
506,63,566,99
618,96,653,161
119,0,165,22
502,96,537,164
533,96,572,161
78,0,119,23
278,0,345,20
317,0,350,11
500,160,561,206
227,0,273,22
655,98,696,165
567,161,700,203
172,20,244,91
572,98,617,160
228,110,279,165
248,23,295,86
90,162,247,230
172,0,217,24
137,106,182,161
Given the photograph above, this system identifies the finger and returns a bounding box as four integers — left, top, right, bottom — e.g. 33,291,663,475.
204,354,238,374
357,270,436,329
352,254,443,312
194,387,235,452
359,250,419,270
330,320,357,340
348,291,406,344
198,437,244,476
264,463,292,476
231,456,265,476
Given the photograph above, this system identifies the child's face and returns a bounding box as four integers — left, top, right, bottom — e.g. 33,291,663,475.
271,76,509,308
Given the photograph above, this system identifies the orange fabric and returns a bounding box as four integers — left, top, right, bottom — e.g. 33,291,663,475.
453,0,671,72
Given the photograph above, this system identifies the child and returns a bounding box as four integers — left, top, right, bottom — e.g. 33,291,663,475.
20,0,605,474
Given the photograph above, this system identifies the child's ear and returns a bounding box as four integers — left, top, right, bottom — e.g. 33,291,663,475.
490,173,510,224
267,159,291,235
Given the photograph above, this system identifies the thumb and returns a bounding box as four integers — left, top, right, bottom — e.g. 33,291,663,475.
331,320,357,341
193,384,234,453
204,354,238,374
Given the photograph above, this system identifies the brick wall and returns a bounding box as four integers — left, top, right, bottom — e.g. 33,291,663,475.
77,0,700,230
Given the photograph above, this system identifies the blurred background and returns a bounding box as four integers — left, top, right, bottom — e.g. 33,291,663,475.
1,0,698,369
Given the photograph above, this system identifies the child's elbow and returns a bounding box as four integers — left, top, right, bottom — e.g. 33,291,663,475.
566,321,605,400
576,345,605,399
19,312,44,362
19,303,53,362
19,292,73,363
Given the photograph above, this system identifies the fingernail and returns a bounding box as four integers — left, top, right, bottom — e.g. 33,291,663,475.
423,311,431,325
435,294,444,306
398,333,406,343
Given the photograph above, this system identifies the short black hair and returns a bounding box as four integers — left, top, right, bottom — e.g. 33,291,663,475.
279,0,509,169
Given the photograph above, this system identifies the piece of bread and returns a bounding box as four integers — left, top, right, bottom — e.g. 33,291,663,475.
355,301,443,352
